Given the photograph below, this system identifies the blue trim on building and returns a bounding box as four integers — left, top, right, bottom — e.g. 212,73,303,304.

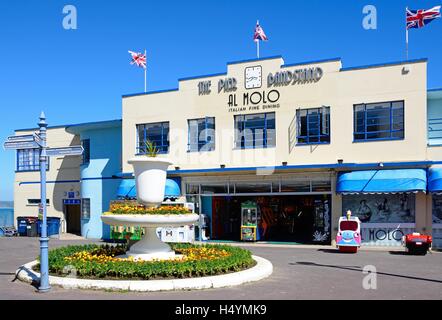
165,161,436,175
340,58,428,72
19,180,80,186
227,55,283,66
16,119,122,133
179,72,227,82
82,177,122,181
114,172,134,178
282,57,341,68
116,161,439,177
122,88,179,99
18,176,122,185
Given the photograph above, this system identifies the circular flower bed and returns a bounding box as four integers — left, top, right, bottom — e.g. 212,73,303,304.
43,243,255,280
103,201,193,215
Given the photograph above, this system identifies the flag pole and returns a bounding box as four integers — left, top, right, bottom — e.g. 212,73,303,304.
405,8,409,60
144,49,147,93
256,19,260,58
406,28,409,60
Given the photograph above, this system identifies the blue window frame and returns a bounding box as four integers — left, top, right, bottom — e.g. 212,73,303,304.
296,107,330,145
428,116,442,144
188,117,215,152
81,139,90,165
354,101,404,141
16,149,49,172
234,112,276,149
136,122,170,154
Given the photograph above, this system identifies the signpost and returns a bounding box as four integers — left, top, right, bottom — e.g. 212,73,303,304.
6,134,36,142
3,112,83,293
46,146,84,157
4,141,40,150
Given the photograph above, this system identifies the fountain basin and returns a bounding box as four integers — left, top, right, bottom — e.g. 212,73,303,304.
101,214,199,261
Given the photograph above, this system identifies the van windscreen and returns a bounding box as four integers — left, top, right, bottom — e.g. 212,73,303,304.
340,221,358,231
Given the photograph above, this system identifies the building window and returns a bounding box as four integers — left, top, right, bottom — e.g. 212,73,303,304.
428,116,442,145
136,122,169,154
354,101,404,141
81,199,91,219
188,117,215,152
185,178,331,196
27,199,50,205
234,112,276,149
296,107,330,145
81,139,90,165
17,149,49,172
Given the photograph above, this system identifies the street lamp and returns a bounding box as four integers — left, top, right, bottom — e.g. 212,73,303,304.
3,112,84,293
38,112,51,293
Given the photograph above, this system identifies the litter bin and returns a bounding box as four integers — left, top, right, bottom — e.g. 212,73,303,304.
17,217,28,236
26,219,39,237
38,217,61,238
17,217,38,237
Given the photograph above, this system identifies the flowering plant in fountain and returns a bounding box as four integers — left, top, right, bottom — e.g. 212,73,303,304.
103,201,193,215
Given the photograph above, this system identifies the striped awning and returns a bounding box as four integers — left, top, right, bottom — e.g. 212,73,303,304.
336,169,427,194
428,166,442,193
117,178,181,199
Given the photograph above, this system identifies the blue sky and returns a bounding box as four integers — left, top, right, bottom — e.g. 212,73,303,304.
0,0,441,201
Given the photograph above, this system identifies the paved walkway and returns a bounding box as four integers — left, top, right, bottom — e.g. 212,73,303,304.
199,240,406,251
0,237,441,300
57,233,87,241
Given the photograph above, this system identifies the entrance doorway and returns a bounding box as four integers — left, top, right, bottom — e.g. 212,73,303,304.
65,204,81,235
204,195,331,244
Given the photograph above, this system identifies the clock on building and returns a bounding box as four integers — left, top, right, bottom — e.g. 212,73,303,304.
245,66,262,89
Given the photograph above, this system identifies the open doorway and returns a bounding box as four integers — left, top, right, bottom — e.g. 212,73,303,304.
205,195,331,244
64,204,81,235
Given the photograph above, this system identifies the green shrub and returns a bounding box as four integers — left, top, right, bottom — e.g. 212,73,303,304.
44,243,255,280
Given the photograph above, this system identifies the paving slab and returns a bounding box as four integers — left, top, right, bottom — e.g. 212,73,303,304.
1,237,441,300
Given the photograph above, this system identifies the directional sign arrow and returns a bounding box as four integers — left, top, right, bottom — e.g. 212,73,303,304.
33,133,43,146
7,134,36,143
4,141,40,150
46,146,84,157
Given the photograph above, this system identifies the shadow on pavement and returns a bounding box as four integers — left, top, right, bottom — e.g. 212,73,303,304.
291,261,442,284
388,251,409,256
317,249,353,254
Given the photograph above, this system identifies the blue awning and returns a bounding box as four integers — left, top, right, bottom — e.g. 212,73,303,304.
117,178,181,199
337,169,427,194
116,179,137,199
428,167,442,193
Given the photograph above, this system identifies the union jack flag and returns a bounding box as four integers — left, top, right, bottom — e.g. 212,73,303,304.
128,50,147,69
406,6,441,29
254,21,268,42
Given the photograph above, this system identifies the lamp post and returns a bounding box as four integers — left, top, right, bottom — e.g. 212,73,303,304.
3,112,84,293
38,112,51,293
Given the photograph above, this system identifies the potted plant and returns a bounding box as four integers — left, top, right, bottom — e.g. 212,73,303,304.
129,140,173,208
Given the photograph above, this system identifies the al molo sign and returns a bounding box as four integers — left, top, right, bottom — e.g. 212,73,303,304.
268,67,323,87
